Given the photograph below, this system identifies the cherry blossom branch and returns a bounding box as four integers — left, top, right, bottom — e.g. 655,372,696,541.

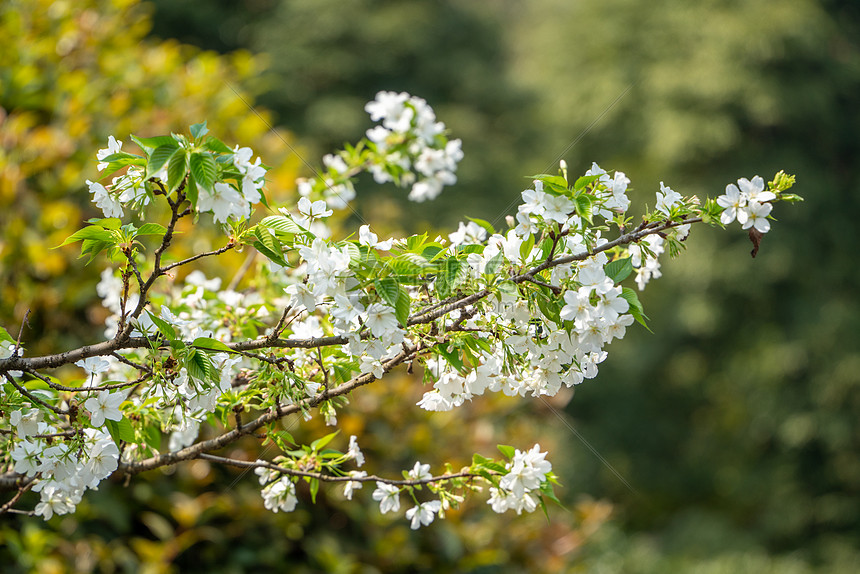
118,346,418,475
4,373,69,415
197,453,492,486
0,214,700,375
159,242,238,273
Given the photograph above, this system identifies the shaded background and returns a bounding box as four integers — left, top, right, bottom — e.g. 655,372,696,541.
2,0,858,571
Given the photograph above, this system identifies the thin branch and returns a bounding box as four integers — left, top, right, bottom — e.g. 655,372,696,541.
118,347,418,475
0,479,35,515
4,374,68,415
197,453,493,486
14,309,30,353
268,306,294,342
160,243,237,274
521,276,562,295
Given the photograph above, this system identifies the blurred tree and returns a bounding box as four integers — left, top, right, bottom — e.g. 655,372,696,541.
510,0,860,569
149,0,547,230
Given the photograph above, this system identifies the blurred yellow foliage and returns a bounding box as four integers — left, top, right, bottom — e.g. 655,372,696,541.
0,0,301,353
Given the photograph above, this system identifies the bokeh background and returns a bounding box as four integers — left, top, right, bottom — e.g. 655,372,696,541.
2,0,859,572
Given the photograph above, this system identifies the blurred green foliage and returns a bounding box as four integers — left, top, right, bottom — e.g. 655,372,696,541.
3,0,859,571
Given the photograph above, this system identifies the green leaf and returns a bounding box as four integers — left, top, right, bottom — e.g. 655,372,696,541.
435,257,463,299
309,478,319,504
519,233,535,262
202,136,232,154
527,174,569,191
387,254,430,278
395,286,411,328
455,244,484,255
536,292,561,325
146,145,179,179
0,326,14,344
186,349,216,384
106,417,135,445
574,194,594,223
406,233,427,251
604,257,633,283
621,287,651,332
482,461,508,474
146,310,177,340
341,242,361,264
484,251,504,275
497,444,516,459
374,277,400,308
86,217,121,230
539,479,563,506
310,430,340,452
98,152,143,165
59,226,114,247
136,223,168,237
189,121,209,140
260,215,305,236
574,173,602,191
192,337,233,353
267,430,296,451
421,244,445,261
144,424,161,451
496,280,518,296
81,239,114,264
189,152,217,192
435,343,465,373
132,134,179,153
253,226,288,267
166,149,189,193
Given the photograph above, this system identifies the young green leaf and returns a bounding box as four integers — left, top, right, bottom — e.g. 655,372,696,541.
135,223,168,237
374,277,400,308
435,257,464,298
59,226,115,247
189,152,217,192
621,287,651,332
146,310,177,340
202,136,232,154
253,226,288,267
497,444,516,459
106,417,135,445
166,150,189,193
260,215,305,236
604,257,633,283
131,134,179,153
146,145,179,179
186,349,216,384
189,121,209,140
310,430,340,452
192,337,233,353
395,285,411,327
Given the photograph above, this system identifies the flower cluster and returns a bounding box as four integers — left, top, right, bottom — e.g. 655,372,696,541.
85,132,268,228
488,444,553,514
716,176,775,233
370,460,444,529
11,422,120,519
254,466,298,513
365,91,464,202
